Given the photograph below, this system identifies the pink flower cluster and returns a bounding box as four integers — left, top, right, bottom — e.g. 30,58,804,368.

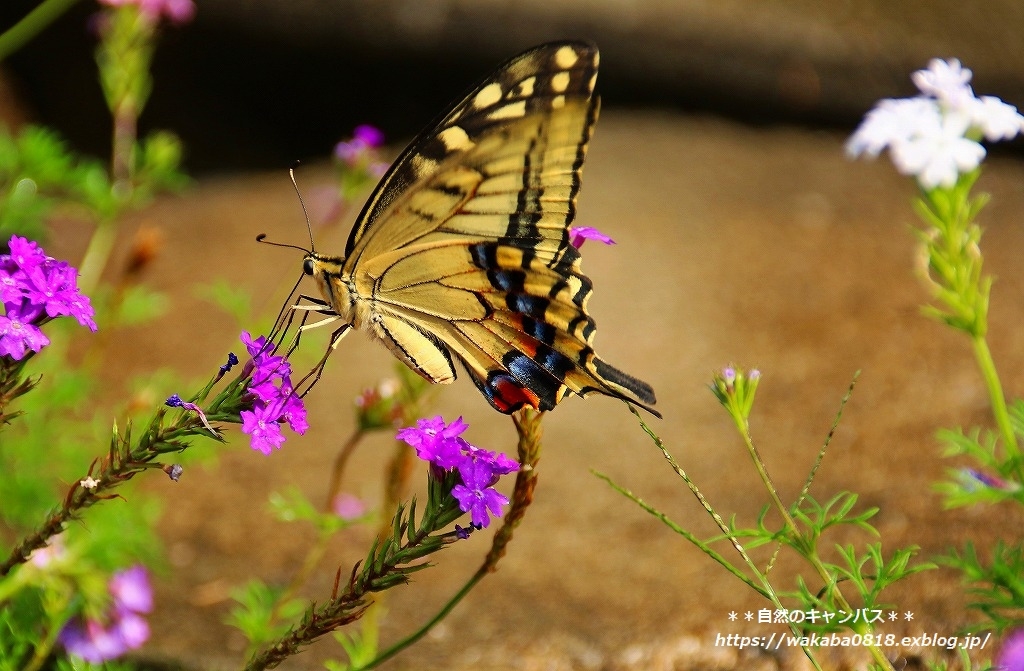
59,565,152,662
334,124,386,166
0,235,96,360
98,0,196,25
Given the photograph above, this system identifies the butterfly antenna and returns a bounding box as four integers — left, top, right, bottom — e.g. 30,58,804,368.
289,162,316,252
254,233,311,255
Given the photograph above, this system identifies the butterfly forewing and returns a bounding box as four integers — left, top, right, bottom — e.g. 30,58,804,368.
313,41,658,417
346,40,598,258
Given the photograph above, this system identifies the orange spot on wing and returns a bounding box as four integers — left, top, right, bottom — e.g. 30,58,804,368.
491,375,540,413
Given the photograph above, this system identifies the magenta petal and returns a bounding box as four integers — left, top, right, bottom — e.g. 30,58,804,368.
998,629,1024,671
568,225,615,249
115,611,150,648
109,565,153,613
353,124,385,147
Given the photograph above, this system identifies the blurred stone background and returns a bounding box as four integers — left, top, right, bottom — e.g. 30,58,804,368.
4,1,1024,172
4,2,1024,670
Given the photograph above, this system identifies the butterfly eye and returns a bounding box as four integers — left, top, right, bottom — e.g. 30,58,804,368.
303,258,315,276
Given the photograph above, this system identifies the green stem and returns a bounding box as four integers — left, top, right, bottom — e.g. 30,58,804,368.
350,568,487,671
0,0,81,62
23,621,62,671
77,219,118,296
734,421,894,671
972,334,1020,466
735,420,797,536
630,407,824,671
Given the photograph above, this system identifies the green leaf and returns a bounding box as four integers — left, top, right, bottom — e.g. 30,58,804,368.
112,284,169,326
194,279,253,324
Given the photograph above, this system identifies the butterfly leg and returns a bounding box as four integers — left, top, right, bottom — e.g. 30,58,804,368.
279,293,341,357
296,324,352,397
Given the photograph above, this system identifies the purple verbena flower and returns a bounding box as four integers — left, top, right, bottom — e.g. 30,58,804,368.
457,437,518,478
23,262,80,318
238,331,307,453
0,303,49,360
0,235,96,360
279,376,308,435
396,415,468,469
398,415,518,529
569,225,615,249
240,330,269,358
59,565,152,663
251,354,290,387
240,331,290,386
452,458,511,528
998,629,1024,671
353,124,385,148
241,402,287,455
66,293,97,331
246,376,277,403
6,236,45,271
0,270,22,304
109,565,153,614
60,621,128,663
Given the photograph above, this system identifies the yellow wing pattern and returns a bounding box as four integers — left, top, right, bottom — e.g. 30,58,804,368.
307,41,659,417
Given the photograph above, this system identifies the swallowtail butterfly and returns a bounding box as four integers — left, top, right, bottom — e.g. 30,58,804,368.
299,41,658,417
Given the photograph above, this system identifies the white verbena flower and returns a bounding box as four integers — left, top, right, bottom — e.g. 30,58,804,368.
889,110,985,188
848,57,1024,189
845,97,941,158
912,58,974,109
969,95,1024,141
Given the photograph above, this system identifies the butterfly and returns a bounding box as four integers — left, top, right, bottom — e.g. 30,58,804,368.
294,41,658,418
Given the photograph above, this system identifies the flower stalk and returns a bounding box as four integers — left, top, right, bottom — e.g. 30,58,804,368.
1,335,269,579
349,408,544,671
0,381,235,577
0,0,81,61
243,469,467,670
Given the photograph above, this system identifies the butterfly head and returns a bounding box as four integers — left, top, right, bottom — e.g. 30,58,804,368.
302,251,344,279
303,251,361,325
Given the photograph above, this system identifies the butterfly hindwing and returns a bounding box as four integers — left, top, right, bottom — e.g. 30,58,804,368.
308,41,659,417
